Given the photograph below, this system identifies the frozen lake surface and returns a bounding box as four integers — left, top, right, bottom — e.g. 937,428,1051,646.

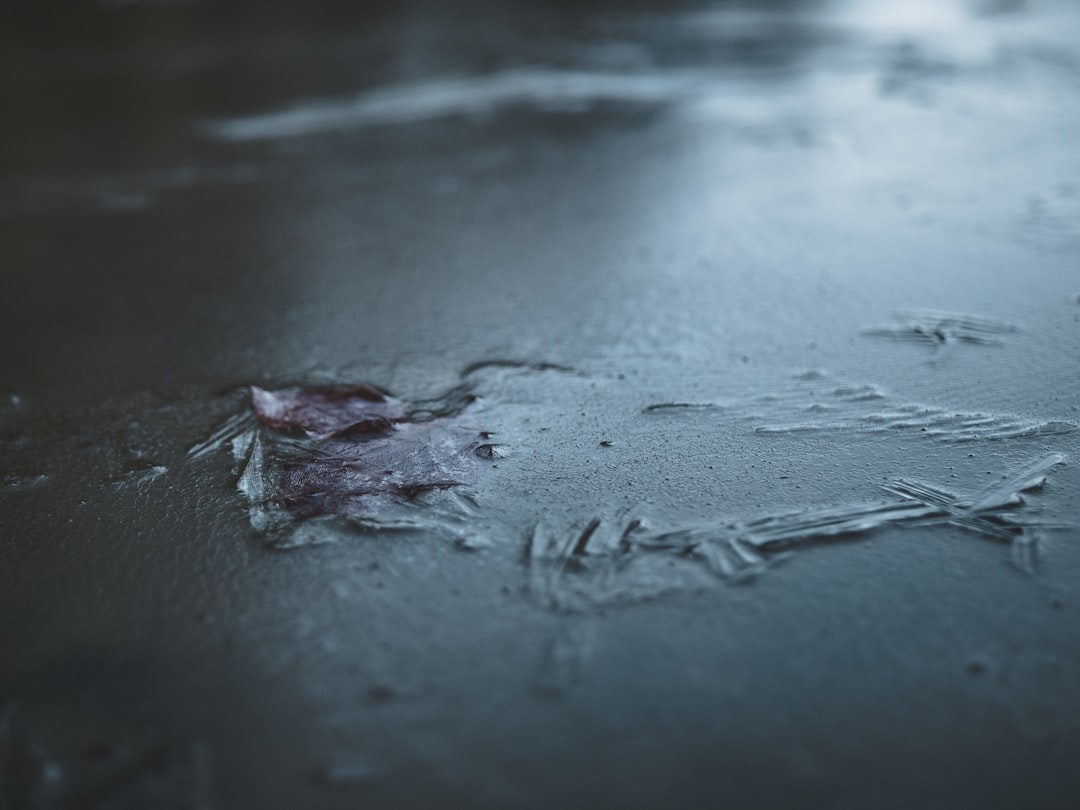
2,0,1079,807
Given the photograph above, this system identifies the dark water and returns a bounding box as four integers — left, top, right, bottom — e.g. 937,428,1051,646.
2,1,1080,808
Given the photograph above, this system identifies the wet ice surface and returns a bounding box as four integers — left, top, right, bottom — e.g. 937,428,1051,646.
187,366,1072,606
0,166,259,216
0,706,65,809
9,367,1080,808
0,710,212,810
4,0,1080,807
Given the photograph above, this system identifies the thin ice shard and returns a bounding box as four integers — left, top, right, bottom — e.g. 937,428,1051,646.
188,412,256,460
111,462,168,492
524,455,1070,609
964,453,1066,513
526,516,691,612
230,428,256,465
644,374,1076,443
882,479,1016,540
737,501,936,548
864,309,1020,348
461,359,582,378
752,409,1074,442
237,433,275,532
642,402,724,414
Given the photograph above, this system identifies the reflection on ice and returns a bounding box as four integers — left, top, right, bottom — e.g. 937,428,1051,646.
203,69,704,141
199,0,1080,146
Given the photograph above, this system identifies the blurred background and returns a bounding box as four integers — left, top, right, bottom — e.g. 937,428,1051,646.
3,0,1077,402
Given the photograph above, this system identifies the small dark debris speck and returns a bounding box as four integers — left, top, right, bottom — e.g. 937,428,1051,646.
367,685,397,704
965,659,988,676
